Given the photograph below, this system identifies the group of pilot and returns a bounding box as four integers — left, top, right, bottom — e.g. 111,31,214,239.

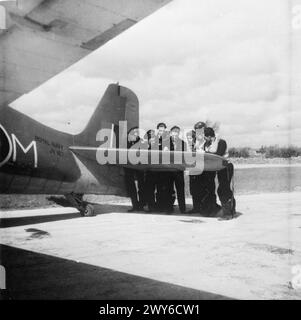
124,121,236,218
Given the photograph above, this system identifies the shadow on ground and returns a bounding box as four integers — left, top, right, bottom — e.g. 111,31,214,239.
0,244,234,300
48,196,243,220
0,212,81,228
0,198,130,228
1,197,243,228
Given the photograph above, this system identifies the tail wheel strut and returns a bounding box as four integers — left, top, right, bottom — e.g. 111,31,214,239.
65,193,95,217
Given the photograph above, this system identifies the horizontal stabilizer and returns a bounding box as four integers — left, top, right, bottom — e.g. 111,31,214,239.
69,147,228,172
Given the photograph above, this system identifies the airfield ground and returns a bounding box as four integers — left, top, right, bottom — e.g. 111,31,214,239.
1,191,301,300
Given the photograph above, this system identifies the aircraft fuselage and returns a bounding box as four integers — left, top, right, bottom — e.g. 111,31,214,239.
0,105,125,196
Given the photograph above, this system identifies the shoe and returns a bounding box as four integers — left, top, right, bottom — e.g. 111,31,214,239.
127,207,138,212
138,203,146,211
222,199,235,216
216,199,236,219
207,204,222,217
188,208,198,213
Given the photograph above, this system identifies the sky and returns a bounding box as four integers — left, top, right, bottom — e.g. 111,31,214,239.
11,0,301,148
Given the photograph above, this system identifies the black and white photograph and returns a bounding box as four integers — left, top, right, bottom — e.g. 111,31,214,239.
1,0,301,303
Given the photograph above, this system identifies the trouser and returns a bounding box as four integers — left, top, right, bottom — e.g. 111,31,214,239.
124,168,145,209
171,171,186,212
217,163,234,205
189,174,204,211
156,172,174,211
189,171,217,212
202,171,218,212
145,171,158,209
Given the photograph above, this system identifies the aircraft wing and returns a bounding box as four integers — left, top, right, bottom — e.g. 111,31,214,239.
0,0,172,106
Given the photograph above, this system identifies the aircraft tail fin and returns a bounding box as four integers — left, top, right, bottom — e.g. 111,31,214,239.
75,83,139,147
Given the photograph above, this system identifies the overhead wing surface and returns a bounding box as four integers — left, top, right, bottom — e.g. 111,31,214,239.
0,0,172,106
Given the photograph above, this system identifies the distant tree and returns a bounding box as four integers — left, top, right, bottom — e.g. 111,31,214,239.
257,145,301,158
228,147,251,158
258,145,266,154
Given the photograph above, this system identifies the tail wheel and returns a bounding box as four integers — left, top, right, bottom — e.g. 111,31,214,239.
81,204,95,217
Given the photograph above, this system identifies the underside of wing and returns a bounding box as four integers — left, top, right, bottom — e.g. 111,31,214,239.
0,0,172,106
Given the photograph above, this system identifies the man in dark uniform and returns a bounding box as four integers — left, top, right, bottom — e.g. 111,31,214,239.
203,127,236,218
188,121,207,213
155,122,174,213
200,128,221,215
188,122,220,215
144,129,158,212
124,126,145,212
186,129,197,211
170,125,187,213
156,122,169,151
186,129,196,152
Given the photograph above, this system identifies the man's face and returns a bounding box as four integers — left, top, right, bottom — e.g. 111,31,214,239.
187,135,193,144
195,128,204,141
128,129,139,142
157,126,165,136
171,129,180,139
204,135,214,143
